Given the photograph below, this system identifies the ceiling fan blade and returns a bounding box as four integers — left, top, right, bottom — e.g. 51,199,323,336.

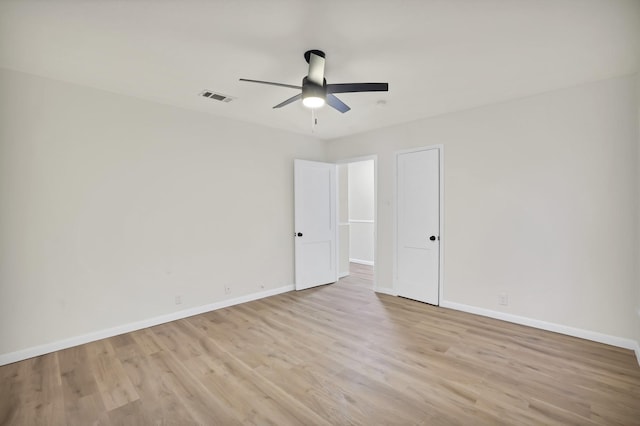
273,93,302,109
307,52,325,86
326,82,389,94
239,78,301,90
326,94,351,113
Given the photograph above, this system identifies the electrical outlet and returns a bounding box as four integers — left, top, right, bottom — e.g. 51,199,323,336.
175,295,182,305
224,285,231,295
498,292,508,306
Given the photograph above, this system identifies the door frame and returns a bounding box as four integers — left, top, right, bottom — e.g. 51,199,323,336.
335,155,378,291
393,145,444,304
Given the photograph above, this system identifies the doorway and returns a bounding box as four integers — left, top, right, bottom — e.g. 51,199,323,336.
337,156,377,290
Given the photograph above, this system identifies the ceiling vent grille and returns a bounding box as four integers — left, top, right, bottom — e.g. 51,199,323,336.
199,90,234,103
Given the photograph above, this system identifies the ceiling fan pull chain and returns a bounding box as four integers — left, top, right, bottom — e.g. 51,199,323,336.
311,108,318,133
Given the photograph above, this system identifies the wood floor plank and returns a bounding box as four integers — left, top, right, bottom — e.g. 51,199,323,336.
149,349,242,425
57,345,106,426
0,353,66,425
85,339,140,411
1,263,639,425
118,352,198,424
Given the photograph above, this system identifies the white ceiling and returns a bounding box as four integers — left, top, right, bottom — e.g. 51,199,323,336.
1,1,639,140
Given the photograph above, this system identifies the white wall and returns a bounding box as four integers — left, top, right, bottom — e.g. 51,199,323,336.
348,160,375,265
0,68,326,358
327,74,639,343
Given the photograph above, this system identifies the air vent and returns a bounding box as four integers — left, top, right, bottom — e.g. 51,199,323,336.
200,90,234,103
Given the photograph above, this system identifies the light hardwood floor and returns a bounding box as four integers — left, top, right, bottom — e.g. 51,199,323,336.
2,263,640,425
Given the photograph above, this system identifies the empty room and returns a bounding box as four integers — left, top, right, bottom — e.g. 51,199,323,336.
1,1,640,425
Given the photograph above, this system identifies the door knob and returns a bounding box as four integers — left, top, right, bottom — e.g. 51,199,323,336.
429,235,437,241
297,232,303,237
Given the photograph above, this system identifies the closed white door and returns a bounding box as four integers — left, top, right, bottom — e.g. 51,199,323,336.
294,159,338,290
396,148,440,304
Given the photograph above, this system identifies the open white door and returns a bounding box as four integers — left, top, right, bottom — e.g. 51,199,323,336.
395,147,441,305
294,159,338,290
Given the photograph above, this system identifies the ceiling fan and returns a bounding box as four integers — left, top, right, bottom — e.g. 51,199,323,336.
240,50,388,113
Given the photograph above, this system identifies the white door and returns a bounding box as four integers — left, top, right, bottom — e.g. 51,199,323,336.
396,148,440,304
294,159,338,290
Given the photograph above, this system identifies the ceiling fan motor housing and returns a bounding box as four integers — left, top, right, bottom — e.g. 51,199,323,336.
302,76,327,100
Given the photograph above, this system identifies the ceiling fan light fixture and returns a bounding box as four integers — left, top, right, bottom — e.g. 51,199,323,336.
302,78,326,109
302,95,325,108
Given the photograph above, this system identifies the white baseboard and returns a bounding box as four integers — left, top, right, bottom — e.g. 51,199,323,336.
374,287,397,296
0,285,294,367
339,271,350,278
349,258,374,266
440,300,639,354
